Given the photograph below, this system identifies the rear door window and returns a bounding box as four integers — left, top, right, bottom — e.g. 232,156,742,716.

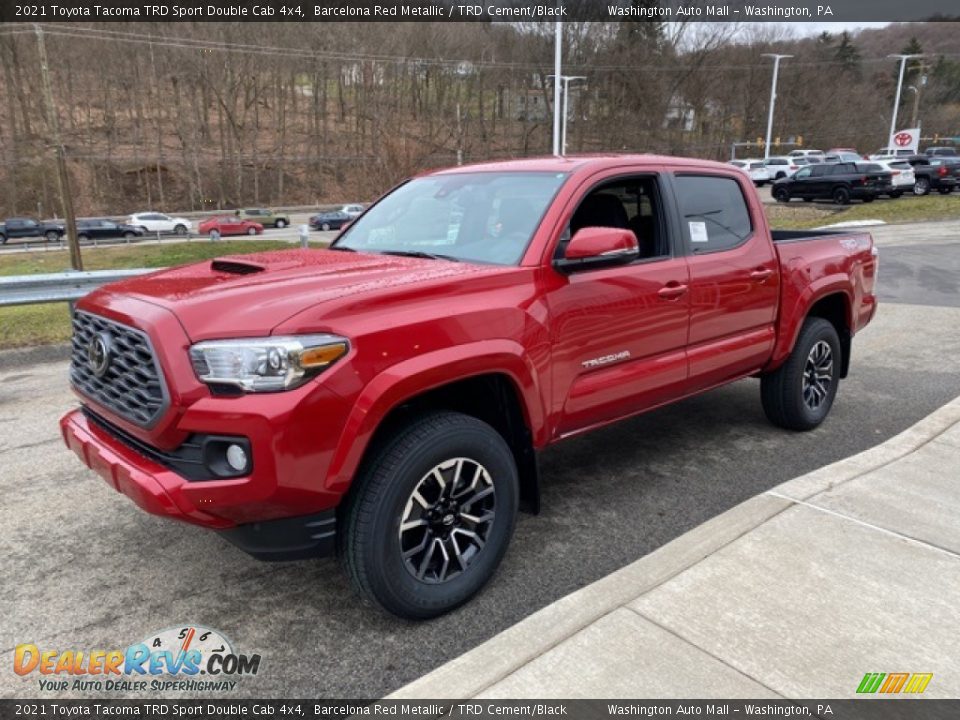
674,175,752,254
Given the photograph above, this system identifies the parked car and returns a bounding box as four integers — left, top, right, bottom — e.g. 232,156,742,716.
764,156,805,180
869,148,915,161
0,217,65,244
198,216,264,236
76,219,145,243
240,208,290,228
824,152,865,164
772,161,892,204
927,159,960,194
310,210,352,231
728,159,772,186
339,204,365,218
872,160,915,198
128,212,193,236
788,149,826,161
906,155,959,196
923,147,958,158
62,154,878,619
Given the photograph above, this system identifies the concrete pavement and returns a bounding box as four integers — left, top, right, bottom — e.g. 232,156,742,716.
392,395,960,699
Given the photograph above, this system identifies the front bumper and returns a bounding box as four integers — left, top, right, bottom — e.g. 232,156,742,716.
61,408,339,559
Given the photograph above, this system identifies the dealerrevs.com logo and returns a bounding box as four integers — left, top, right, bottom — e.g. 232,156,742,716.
14,626,261,693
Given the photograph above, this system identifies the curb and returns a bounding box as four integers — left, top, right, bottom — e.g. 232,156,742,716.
0,343,71,371
389,394,960,700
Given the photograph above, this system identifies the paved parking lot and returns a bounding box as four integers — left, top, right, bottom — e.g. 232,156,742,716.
2,227,959,699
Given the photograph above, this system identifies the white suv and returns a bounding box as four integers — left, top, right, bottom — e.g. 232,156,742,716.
128,212,193,236
788,149,826,161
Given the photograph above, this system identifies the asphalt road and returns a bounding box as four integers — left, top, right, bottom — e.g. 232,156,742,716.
2,228,960,700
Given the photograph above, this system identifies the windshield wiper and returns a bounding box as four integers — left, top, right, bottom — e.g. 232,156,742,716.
380,250,460,262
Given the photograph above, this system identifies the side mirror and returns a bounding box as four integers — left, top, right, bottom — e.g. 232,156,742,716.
554,226,639,272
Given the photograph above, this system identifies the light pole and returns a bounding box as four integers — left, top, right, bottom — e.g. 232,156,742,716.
888,53,923,145
549,74,586,156
762,54,791,161
552,21,562,156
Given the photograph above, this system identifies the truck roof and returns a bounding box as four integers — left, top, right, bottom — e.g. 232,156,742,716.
428,153,735,176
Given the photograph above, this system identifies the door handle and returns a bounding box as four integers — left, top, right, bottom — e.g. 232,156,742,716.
658,283,688,300
749,268,773,282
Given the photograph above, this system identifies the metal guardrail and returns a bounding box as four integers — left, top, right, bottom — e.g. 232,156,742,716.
0,269,157,307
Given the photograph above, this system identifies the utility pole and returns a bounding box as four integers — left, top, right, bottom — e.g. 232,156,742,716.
888,53,923,146
552,20,562,156
761,54,791,161
34,24,82,270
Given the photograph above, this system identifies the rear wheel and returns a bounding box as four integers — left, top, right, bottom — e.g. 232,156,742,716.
938,187,953,195
321,222,331,231
0,234,7,245
862,196,875,203
247,227,257,235
914,178,930,196
77,234,90,243
275,219,286,229
340,411,518,619
890,191,903,198
174,224,188,236
773,187,790,203
45,231,59,242
123,231,136,240
761,317,841,431
832,186,851,205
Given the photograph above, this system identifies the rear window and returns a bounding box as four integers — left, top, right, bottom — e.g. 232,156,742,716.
749,162,765,169
674,175,752,254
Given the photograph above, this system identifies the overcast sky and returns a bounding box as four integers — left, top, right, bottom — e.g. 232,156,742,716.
788,21,892,36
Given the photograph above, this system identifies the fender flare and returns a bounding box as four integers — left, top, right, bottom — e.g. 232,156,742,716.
323,339,547,494
769,277,853,371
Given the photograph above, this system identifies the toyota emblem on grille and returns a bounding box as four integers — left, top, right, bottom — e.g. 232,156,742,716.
87,332,112,377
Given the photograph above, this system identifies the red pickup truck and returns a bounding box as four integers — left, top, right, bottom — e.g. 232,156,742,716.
61,155,877,618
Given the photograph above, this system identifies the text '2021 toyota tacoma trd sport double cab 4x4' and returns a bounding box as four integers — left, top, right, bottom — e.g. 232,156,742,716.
61,155,878,618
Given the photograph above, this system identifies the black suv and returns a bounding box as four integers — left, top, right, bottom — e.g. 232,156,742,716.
772,162,892,205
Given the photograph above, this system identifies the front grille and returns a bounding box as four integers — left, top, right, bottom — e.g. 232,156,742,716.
70,311,168,428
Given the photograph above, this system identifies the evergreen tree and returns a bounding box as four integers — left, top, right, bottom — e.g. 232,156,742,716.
834,31,860,74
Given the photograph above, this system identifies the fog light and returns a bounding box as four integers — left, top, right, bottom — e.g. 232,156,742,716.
225,444,248,472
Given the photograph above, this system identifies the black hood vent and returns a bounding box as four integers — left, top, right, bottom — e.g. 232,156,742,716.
211,259,265,275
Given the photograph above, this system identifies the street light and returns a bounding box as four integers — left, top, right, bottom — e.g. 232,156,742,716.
762,54,792,161
888,53,923,145
549,74,586,156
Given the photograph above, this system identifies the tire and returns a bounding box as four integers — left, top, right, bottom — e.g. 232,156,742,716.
914,178,930,196
77,234,90,243
247,227,257,235
938,187,952,195
803,197,814,203
45,231,60,242
832,186,851,205
890,191,903,199
321,222,331,231
0,234,6,245
761,317,841,431
123,231,136,240
174,224,188,236
862,196,874,203
776,172,786,180
773,187,790,203
275,219,286,229
340,411,518,619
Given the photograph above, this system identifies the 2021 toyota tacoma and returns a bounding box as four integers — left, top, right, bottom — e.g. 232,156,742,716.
61,155,878,618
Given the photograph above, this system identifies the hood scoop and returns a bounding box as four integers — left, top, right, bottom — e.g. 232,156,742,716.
210,259,266,275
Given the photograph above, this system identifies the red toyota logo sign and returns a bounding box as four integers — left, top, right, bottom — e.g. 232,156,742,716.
894,132,913,147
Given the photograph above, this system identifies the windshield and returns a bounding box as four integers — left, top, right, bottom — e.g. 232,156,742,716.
333,171,568,265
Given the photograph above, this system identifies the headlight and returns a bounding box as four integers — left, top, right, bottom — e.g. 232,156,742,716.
189,334,348,392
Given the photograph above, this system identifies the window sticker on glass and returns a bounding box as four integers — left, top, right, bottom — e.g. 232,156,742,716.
689,221,709,244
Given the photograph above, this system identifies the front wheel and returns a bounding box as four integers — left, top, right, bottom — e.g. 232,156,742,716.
761,317,841,431
275,219,286,229
123,231,136,240
45,231,60,242
340,411,518,619
174,224,188,236
247,227,257,235
773,187,790,203
321,222,331,231
0,234,6,245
